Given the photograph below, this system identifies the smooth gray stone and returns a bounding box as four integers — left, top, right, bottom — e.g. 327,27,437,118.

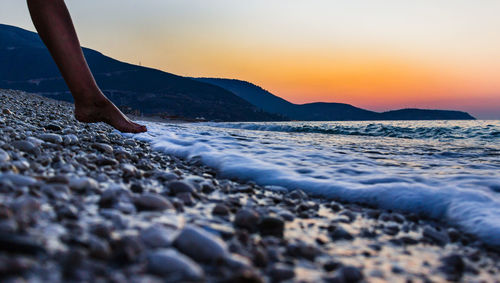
269,263,295,282
38,133,63,144
0,149,9,162
133,193,173,211
168,181,196,195
121,164,138,177
140,225,177,248
423,226,449,246
173,225,228,263
0,173,37,187
11,140,38,154
234,208,260,231
69,176,99,192
92,143,113,154
63,134,79,145
148,249,204,281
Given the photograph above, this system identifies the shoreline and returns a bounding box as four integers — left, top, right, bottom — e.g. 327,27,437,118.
1,89,499,282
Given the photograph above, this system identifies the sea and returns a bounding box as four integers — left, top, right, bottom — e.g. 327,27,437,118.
128,120,500,246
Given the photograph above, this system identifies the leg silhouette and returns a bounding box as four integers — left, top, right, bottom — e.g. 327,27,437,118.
27,0,147,133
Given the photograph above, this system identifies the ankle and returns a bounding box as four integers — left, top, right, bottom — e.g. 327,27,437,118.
73,89,108,108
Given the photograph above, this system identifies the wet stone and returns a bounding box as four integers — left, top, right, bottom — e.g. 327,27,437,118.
92,143,113,154
234,208,260,232
12,140,38,154
336,266,364,283
39,133,63,144
111,235,144,264
423,226,450,246
69,177,99,193
168,180,196,195
440,254,465,281
95,156,118,166
212,203,230,216
0,149,10,162
258,216,285,237
177,192,196,206
63,134,79,145
140,225,176,248
323,260,342,272
88,236,111,260
0,233,46,255
0,173,37,187
134,193,173,211
44,123,62,131
173,225,228,263
278,211,295,222
384,224,400,236
148,249,204,281
121,163,138,178
269,263,295,282
329,225,354,241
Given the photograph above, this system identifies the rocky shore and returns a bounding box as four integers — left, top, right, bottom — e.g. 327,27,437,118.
0,89,499,282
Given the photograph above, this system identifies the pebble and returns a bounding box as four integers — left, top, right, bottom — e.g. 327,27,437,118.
440,254,465,281
141,225,176,248
384,224,400,236
11,140,38,154
269,263,295,282
95,156,118,166
177,192,195,206
154,171,178,182
2,109,13,115
212,203,230,216
111,235,144,263
44,123,62,131
423,226,450,246
39,133,63,144
92,143,113,154
0,149,10,162
329,225,354,241
333,266,364,283
68,177,99,192
0,173,37,187
0,233,45,255
258,216,285,237
133,193,173,211
148,249,204,281
121,163,138,178
63,134,79,145
168,180,196,195
287,189,308,200
173,225,228,263
234,208,260,232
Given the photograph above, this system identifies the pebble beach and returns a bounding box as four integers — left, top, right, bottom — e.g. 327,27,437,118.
0,89,499,282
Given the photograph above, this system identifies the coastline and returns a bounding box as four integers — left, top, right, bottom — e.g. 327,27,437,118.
0,89,499,282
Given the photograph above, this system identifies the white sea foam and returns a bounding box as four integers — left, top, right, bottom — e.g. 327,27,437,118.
127,120,500,246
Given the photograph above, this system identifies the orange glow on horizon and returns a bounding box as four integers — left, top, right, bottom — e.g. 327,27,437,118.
159,43,499,113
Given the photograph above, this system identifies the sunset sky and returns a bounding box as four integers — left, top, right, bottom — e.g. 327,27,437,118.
2,0,499,118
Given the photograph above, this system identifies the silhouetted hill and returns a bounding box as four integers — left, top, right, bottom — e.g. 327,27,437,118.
0,24,280,121
380,109,475,120
195,78,475,121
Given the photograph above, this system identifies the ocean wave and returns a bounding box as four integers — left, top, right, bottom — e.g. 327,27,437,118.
128,120,500,247
202,121,500,141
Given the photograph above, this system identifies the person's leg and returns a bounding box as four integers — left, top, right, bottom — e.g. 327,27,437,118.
27,0,146,133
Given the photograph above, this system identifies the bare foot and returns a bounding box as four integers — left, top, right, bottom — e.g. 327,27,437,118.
74,96,147,133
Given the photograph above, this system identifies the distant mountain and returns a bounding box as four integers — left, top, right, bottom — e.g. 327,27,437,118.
194,78,475,121
380,109,475,120
1,23,475,122
0,24,280,121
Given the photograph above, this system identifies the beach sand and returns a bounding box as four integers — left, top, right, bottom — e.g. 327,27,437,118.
0,89,499,282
